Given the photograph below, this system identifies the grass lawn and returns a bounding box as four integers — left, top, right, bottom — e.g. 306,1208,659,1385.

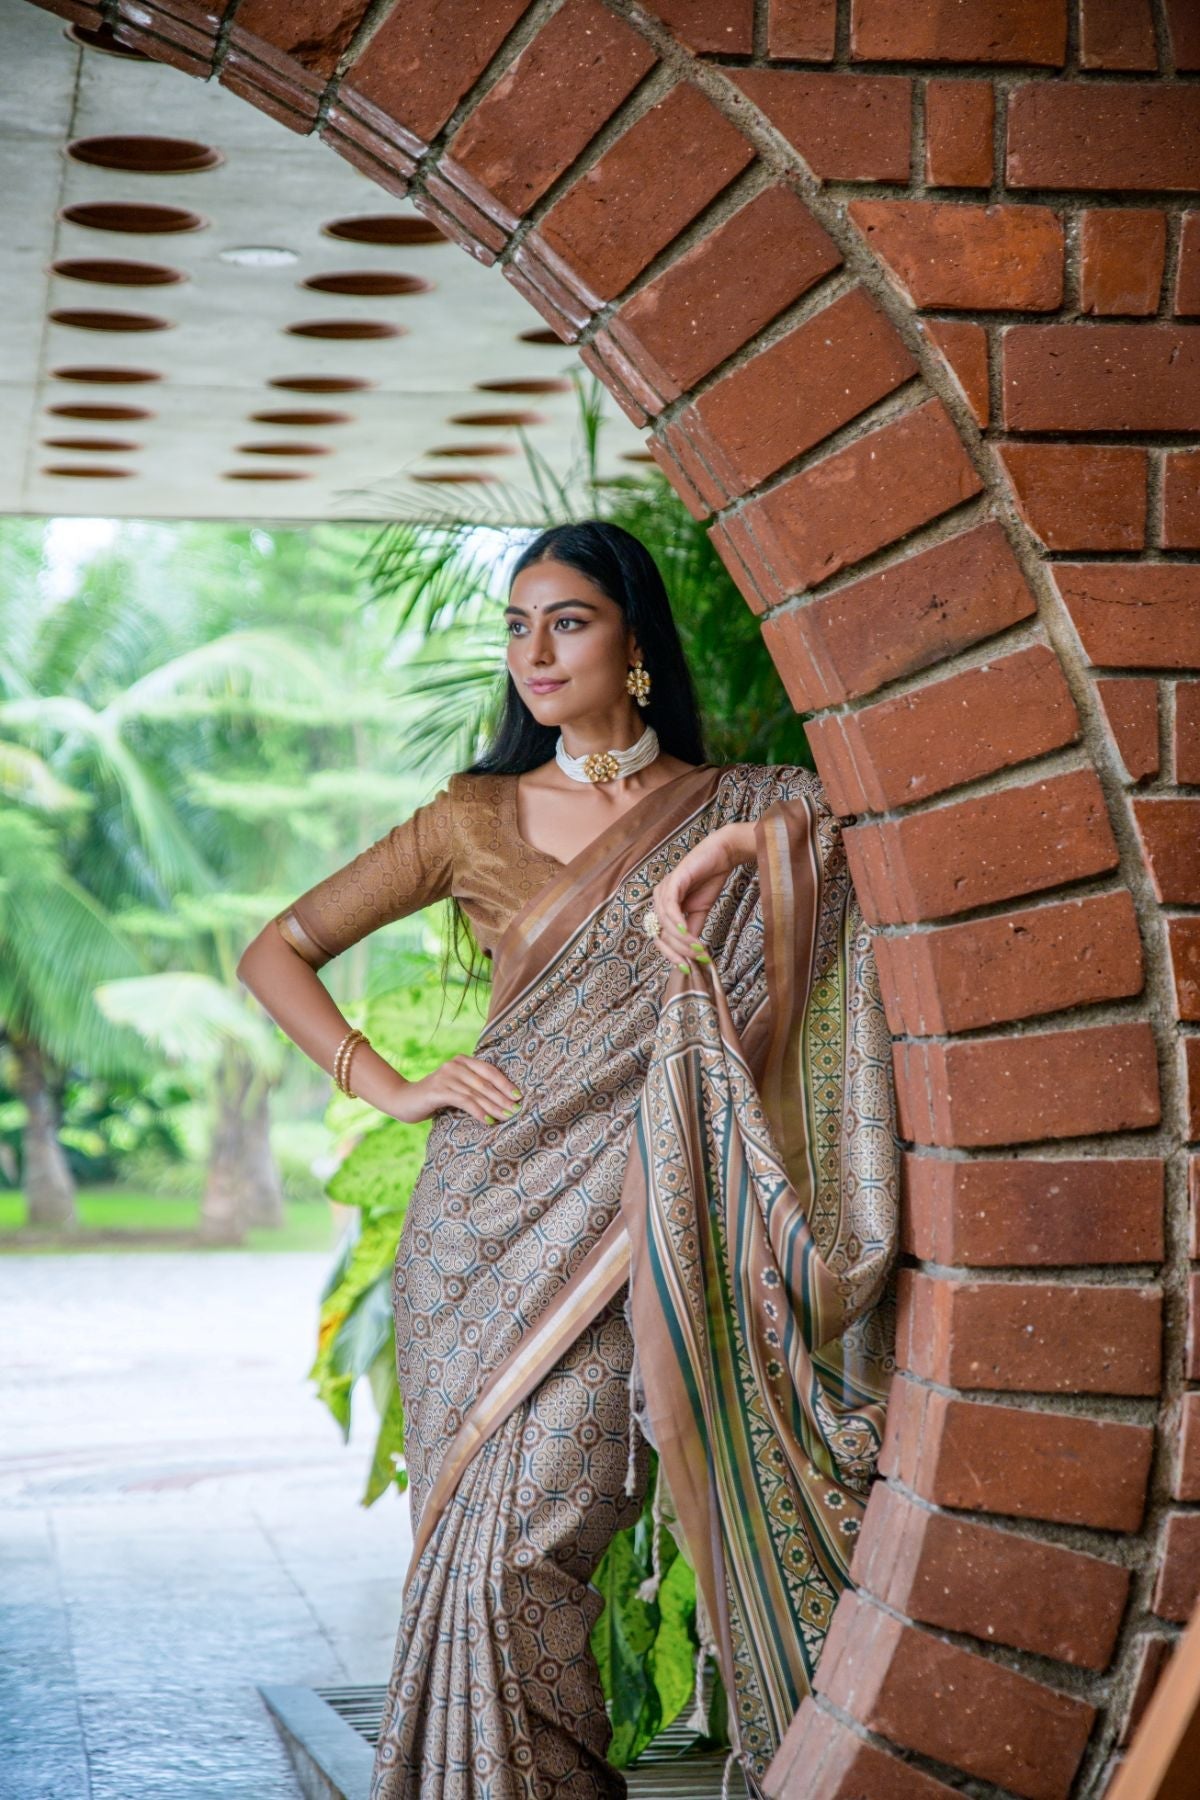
0,1187,344,1253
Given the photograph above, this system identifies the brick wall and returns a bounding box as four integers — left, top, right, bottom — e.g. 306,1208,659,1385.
32,2,1200,1794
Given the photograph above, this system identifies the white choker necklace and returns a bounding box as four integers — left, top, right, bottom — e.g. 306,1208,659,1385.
555,724,660,784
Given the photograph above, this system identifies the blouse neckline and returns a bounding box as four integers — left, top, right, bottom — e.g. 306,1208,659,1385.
505,764,712,874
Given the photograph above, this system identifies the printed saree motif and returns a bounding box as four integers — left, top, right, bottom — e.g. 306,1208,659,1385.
369,762,900,1799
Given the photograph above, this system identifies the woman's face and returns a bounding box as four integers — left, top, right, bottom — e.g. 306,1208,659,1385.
504,556,638,724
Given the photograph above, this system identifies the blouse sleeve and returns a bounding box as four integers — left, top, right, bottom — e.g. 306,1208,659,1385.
271,783,456,969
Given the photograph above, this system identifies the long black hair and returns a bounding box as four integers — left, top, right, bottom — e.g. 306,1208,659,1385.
438,519,708,1004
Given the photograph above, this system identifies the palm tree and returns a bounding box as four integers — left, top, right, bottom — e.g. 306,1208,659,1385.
0,520,391,1240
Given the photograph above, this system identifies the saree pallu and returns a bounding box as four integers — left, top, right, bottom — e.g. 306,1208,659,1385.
369,762,900,1800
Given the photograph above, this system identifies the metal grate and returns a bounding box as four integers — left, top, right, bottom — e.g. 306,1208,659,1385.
310,1680,751,1797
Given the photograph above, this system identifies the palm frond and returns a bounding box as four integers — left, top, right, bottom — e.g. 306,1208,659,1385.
93,970,285,1075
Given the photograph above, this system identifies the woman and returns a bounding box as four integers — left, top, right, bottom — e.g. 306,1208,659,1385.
236,520,900,1800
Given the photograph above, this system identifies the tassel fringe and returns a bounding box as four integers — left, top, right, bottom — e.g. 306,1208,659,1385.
624,1344,641,1496
684,1576,719,1732
635,1453,666,1603
684,1635,709,1733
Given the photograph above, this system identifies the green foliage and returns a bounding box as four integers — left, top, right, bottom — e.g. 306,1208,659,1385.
588,1462,705,1766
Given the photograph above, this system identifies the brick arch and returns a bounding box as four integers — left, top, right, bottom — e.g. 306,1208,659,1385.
34,4,1200,1795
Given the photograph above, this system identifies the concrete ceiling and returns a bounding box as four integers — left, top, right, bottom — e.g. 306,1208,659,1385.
2,7,651,521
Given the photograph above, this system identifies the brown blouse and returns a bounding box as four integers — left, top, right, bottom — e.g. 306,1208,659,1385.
272,771,566,969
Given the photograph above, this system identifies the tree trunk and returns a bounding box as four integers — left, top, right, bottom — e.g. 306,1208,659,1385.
242,1072,285,1229
199,1048,252,1245
12,1037,78,1230
199,1050,284,1241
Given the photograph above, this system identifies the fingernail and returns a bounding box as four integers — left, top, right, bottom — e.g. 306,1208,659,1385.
506,1106,519,1116
675,921,688,933
695,951,711,964
682,960,691,973
510,1090,522,1100
484,1114,495,1124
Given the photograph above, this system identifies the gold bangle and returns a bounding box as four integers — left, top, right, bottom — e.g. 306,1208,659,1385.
342,1034,366,1098
333,1027,367,1097
337,1028,365,1093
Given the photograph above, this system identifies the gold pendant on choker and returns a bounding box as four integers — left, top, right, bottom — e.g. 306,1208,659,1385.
581,750,620,783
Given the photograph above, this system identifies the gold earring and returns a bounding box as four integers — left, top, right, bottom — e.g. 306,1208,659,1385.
625,660,651,706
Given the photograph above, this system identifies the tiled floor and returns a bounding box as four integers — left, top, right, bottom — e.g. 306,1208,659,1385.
0,1248,411,1800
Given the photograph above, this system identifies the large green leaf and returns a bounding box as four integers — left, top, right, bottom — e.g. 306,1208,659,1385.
590,1503,662,1765
586,1452,718,1766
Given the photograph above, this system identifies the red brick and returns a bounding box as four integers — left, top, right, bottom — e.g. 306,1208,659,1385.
637,0,752,54
663,286,916,508
1094,678,1160,781
1191,1154,1200,1258
1177,681,1200,783
765,1698,962,1800
708,512,782,614
1152,1512,1200,1623
1173,1392,1200,1502
1167,0,1200,68
111,4,222,76
339,0,552,158
807,645,1079,817
896,1268,1161,1396
1177,212,1200,315
221,46,325,133
761,519,1034,703
900,1153,1165,1268
893,1021,1160,1147
1003,324,1200,433
1080,0,1158,70
849,200,1063,311
924,79,994,188
1080,209,1165,315
996,443,1146,552
1190,1273,1200,1380
226,0,368,79
767,0,836,61
730,69,912,183
815,1590,1092,1800
1131,798,1200,903
924,317,989,426
1054,564,1200,669
530,83,755,307
1163,449,1200,549
437,0,657,227
851,1482,1130,1669
843,768,1119,927
872,889,1143,1036
1167,917,1200,1023
851,0,1067,64
717,396,982,606
1007,84,1200,190
597,185,841,410
879,1374,1154,1531
1186,1036,1200,1143
1116,1634,1174,1746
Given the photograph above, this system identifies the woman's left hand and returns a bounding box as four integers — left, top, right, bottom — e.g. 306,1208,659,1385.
647,822,756,972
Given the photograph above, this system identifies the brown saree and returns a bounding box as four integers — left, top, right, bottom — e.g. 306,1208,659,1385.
369,761,900,1799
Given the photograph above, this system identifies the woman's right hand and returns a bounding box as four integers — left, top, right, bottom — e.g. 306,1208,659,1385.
383,1054,523,1126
